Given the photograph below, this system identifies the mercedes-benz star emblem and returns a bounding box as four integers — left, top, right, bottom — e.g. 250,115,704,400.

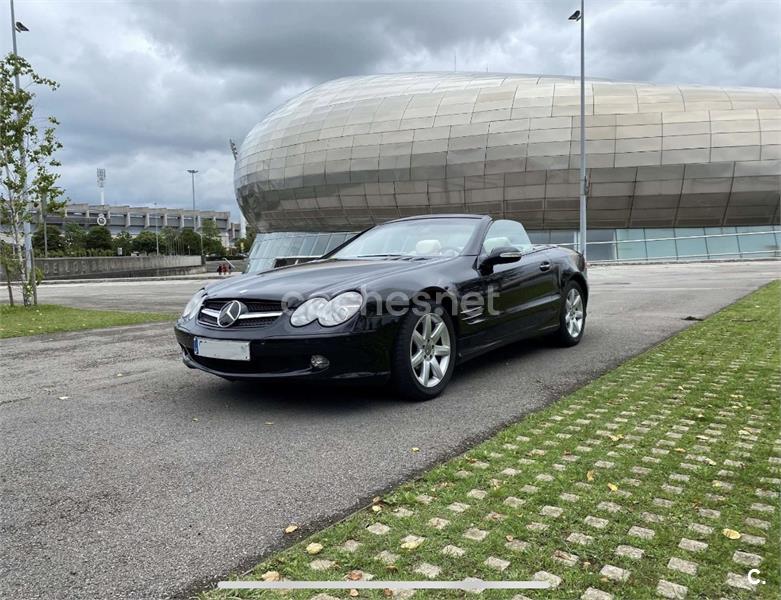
217,300,245,327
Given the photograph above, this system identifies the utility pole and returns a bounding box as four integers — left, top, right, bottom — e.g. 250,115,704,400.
154,203,159,255
187,169,203,257
9,0,33,282
569,1,588,261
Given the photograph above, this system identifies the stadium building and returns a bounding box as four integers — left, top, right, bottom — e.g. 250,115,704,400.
233,73,781,271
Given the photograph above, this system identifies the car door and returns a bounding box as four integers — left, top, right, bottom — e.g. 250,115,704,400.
478,220,558,340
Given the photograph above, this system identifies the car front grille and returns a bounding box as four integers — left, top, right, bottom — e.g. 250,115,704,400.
197,298,284,328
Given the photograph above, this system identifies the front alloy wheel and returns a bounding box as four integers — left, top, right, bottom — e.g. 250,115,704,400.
410,312,451,388
392,302,456,401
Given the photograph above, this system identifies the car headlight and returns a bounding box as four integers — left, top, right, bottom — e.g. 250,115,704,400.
318,291,364,326
290,297,328,326
290,292,364,327
181,289,206,320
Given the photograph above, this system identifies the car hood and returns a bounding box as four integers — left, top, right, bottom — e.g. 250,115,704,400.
203,258,449,301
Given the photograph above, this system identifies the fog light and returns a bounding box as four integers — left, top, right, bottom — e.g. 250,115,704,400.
310,354,329,369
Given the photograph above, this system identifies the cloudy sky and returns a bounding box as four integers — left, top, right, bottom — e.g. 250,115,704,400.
2,0,778,222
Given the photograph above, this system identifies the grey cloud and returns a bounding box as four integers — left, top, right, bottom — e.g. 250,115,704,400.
1,0,777,219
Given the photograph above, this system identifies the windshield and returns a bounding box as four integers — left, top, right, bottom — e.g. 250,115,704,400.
332,218,480,259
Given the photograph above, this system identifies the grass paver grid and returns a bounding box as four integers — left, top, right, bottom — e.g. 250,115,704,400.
208,283,780,599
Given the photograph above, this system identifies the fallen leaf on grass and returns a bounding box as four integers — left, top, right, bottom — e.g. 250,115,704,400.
261,571,281,581
674,448,686,453
401,539,423,550
586,470,595,482
349,589,359,597
607,483,619,492
346,570,364,581
306,542,323,555
371,505,382,513
505,535,514,542
609,434,624,442
284,524,298,534
722,528,741,540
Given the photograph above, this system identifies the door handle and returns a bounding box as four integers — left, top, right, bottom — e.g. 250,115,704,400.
539,261,551,271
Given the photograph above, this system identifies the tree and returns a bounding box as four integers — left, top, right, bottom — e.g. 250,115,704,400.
178,228,201,255
131,230,160,255
0,53,65,305
112,231,132,255
85,226,112,250
32,224,63,254
63,223,86,254
200,219,224,255
0,241,19,306
234,225,257,254
160,226,179,254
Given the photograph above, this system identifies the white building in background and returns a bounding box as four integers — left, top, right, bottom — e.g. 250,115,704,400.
33,203,243,247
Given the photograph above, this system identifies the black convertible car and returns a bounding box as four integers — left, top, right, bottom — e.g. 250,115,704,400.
175,215,587,400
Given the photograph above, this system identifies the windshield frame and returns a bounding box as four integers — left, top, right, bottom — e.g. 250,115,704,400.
325,216,488,260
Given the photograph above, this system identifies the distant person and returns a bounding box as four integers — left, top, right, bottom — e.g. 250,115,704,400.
217,264,223,276
227,263,233,275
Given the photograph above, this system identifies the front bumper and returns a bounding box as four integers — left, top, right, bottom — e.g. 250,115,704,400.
174,316,398,381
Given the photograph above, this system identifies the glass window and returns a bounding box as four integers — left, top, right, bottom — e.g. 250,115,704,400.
735,226,779,259
325,233,348,253
645,228,677,260
549,230,576,248
298,234,318,256
483,219,533,253
333,217,481,259
585,229,615,261
312,233,332,255
616,229,646,261
674,228,707,259
705,227,740,259
527,230,549,245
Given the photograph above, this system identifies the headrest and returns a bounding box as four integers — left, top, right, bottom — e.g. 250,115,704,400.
415,239,442,255
483,236,512,253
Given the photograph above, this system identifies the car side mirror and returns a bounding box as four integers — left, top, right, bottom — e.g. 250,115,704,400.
479,246,523,274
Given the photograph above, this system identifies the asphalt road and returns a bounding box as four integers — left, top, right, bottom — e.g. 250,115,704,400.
1,262,778,599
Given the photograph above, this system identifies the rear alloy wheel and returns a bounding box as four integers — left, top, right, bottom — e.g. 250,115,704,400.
392,304,456,400
556,282,586,346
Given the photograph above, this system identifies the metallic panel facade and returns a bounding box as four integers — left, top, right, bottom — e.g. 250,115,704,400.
234,73,781,232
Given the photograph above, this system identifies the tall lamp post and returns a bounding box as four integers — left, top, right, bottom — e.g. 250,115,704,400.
153,202,159,255
187,169,203,257
569,1,588,261
9,0,33,280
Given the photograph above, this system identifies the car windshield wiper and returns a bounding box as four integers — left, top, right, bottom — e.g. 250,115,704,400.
355,253,408,259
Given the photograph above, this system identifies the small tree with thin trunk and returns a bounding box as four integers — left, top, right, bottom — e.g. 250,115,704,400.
0,53,65,306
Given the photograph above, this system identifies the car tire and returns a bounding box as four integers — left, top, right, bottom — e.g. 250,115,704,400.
555,280,586,347
391,302,456,401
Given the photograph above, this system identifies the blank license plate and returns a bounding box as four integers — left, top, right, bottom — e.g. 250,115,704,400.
193,338,250,361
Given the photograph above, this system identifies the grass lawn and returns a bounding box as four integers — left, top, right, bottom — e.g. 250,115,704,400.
0,304,175,338
206,281,780,599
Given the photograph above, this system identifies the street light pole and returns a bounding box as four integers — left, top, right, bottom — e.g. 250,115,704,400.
569,0,588,261
187,169,203,257
9,0,33,280
153,202,159,255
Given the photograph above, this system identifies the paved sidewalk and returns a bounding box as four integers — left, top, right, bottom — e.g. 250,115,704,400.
211,283,780,599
